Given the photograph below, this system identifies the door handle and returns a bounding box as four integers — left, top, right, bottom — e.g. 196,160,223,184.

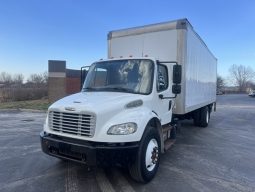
169,100,172,111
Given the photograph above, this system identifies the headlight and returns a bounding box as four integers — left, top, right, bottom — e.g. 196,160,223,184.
107,122,137,135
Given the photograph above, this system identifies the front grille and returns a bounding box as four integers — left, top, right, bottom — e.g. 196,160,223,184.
48,111,96,137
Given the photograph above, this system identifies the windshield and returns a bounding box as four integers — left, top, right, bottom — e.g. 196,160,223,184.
82,59,154,94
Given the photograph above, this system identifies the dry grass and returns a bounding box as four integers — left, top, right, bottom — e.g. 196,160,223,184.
0,99,50,111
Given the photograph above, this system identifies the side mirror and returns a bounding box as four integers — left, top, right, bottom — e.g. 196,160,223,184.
172,84,181,94
173,65,182,84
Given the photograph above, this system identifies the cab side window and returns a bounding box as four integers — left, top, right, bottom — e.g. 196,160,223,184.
157,64,168,92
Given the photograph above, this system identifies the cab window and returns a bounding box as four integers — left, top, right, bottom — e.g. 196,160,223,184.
157,64,168,92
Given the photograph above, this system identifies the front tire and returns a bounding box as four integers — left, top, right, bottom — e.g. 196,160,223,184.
129,126,160,183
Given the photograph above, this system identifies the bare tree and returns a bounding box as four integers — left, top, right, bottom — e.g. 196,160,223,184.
229,64,255,92
0,72,12,84
43,71,48,85
13,74,24,85
0,72,48,102
217,75,225,91
27,73,45,85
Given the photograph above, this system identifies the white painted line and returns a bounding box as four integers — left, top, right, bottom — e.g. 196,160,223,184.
112,168,136,192
95,168,116,192
65,162,79,192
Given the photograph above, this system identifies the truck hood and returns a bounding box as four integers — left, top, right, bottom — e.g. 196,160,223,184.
49,92,145,114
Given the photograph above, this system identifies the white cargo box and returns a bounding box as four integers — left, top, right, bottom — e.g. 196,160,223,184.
108,19,217,115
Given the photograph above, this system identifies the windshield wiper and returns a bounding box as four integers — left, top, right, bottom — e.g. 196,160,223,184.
105,86,134,93
83,86,135,93
82,87,96,91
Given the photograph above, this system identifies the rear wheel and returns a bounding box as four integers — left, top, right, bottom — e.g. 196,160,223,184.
129,126,160,183
193,109,201,126
193,106,210,127
200,106,209,127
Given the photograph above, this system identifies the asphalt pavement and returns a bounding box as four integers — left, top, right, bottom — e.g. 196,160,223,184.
0,94,255,192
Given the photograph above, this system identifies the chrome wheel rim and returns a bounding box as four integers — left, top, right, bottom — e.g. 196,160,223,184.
145,138,159,171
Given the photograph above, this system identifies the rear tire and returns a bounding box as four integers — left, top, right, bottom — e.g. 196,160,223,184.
193,106,210,127
129,126,160,183
193,109,201,126
200,106,209,127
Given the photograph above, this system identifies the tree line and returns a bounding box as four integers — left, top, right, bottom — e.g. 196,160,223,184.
0,72,48,102
217,64,255,93
0,72,48,85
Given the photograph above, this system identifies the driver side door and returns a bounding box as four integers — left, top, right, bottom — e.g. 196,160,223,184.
153,63,174,125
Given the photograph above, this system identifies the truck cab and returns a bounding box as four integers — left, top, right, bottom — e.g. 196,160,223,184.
41,57,181,182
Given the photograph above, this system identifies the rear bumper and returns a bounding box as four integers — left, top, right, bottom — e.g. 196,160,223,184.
40,131,139,166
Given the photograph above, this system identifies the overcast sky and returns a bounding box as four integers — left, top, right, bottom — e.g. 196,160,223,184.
0,0,254,80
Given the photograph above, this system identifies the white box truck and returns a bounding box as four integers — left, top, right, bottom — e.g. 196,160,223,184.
40,19,217,183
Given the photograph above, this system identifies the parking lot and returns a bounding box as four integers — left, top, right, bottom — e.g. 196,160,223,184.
0,94,255,192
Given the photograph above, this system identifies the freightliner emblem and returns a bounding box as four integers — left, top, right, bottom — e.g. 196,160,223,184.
65,107,76,111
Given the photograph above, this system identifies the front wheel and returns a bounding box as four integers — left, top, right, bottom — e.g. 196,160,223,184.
129,126,160,183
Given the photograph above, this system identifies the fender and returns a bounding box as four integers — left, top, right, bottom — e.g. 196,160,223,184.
144,116,165,153
95,106,160,143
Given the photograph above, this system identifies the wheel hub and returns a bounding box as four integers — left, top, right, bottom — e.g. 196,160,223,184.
145,139,159,171
151,147,159,164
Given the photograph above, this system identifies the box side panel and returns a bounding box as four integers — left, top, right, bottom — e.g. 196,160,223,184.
183,27,217,113
109,30,178,61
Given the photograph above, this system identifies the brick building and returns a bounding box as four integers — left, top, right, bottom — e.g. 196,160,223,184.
48,60,81,103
